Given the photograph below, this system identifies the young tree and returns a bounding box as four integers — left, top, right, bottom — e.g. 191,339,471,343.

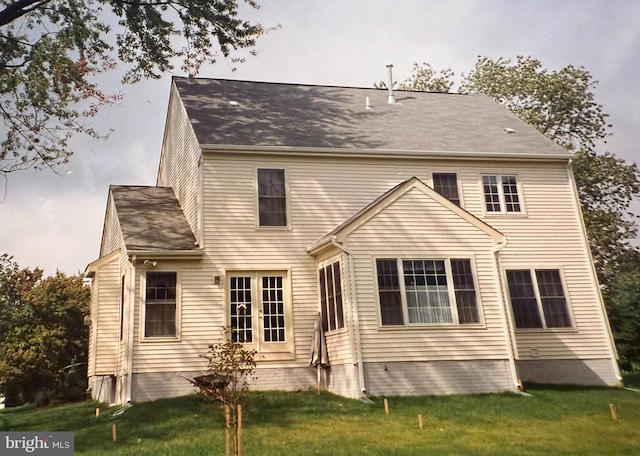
0,0,265,174
0,255,90,405
190,328,256,456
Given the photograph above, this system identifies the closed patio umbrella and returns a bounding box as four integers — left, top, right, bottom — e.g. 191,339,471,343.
309,312,329,392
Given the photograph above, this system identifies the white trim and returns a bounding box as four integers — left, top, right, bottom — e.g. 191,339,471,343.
139,269,182,342
201,144,573,162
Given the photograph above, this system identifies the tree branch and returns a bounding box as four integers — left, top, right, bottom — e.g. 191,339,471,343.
0,0,52,27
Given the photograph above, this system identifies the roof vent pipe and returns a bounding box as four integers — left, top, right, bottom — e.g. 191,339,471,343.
386,64,397,104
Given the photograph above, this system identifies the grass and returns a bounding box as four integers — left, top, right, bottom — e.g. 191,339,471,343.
2,385,640,455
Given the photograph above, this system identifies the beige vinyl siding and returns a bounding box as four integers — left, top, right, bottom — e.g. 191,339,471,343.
474,164,612,360
100,193,125,257
124,149,611,383
345,187,511,362
157,83,202,243
91,252,121,375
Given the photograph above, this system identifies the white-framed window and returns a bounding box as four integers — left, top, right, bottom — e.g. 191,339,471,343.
506,268,572,329
143,271,178,339
482,175,522,213
228,271,293,356
375,258,480,326
318,260,345,332
257,168,288,227
432,172,461,206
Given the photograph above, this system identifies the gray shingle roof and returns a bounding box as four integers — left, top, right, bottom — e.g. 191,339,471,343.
110,186,198,252
173,77,570,157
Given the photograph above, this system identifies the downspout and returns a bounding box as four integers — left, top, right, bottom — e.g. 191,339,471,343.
125,257,137,403
330,237,367,397
491,236,521,390
567,161,622,384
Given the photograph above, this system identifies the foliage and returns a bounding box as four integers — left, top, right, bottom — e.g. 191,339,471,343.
460,55,611,151
0,0,265,173
0,254,90,405
605,251,640,371
572,149,640,280
3,387,640,455
398,62,455,93
189,327,256,456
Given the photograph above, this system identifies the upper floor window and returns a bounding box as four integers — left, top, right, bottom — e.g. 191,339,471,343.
375,258,480,326
144,271,177,338
257,168,287,226
506,269,571,329
433,173,460,206
482,175,521,213
318,261,345,332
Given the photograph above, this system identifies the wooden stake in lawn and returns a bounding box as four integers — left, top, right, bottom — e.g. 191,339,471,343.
384,398,389,415
112,424,117,442
610,403,618,420
418,414,423,430
188,327,256,456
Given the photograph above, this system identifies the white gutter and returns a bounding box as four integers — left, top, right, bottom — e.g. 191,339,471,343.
330,237,367,396
491,236,521,390
200,144,573,162
567,161,622,384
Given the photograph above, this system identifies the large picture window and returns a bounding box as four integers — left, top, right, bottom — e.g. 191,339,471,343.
144,272,177,338
506,269,572,329
318,261,345,332
482,175,521,213
257,168,287,226
375,258,480,326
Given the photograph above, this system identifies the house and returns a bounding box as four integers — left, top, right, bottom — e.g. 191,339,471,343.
85,75,621,404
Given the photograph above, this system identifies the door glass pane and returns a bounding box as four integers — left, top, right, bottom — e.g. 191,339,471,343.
262,276,286,342
230,276,253,343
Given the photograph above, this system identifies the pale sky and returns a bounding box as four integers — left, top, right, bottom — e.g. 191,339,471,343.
1,0,639,275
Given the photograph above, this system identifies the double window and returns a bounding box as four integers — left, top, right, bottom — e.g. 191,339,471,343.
482,175,521,213
257,168,287,227
506,269,572,329
375,258,480,326
144,272,177,338
318,261,345,332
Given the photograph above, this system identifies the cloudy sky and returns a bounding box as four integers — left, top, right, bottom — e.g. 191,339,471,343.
1,0,639,275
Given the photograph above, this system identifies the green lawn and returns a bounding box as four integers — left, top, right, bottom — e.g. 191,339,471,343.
2,385,640,455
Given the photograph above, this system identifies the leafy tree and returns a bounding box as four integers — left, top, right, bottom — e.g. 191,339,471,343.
0,255,90,405
460,56,611,151
605,254,640,371
398,62,455,93
0,0,265,174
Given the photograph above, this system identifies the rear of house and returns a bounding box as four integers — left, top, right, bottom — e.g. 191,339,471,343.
86,77,621,404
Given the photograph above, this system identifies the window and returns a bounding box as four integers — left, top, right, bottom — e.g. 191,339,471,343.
318,261,345,331
433,173,460,206
482,175,521,213
506,269,571,329
257,168,287,226
144,272,177,338
375,258,479,326
229,272,292,355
